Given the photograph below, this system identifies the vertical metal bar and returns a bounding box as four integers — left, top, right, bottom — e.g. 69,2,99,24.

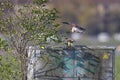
78,76,81,80
73,51,75,80
73,50,76,80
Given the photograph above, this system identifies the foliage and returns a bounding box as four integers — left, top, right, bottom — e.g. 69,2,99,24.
0,55,21,80
0,0,61,80
34,0,48,5
0,0,13,15
0,38,9,51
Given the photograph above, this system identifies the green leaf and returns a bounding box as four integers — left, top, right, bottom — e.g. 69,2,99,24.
34,0,48,5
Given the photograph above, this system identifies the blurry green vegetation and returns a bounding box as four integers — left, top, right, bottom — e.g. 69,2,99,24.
0,55,21,80
0,38,9,51
115,55,120,80
0,0,61,80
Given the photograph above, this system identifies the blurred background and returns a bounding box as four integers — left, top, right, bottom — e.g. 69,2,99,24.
48,0,120,46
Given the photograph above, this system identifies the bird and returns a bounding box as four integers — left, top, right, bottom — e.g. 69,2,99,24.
66,38,74,47
62,22,86,47
62,22,86,33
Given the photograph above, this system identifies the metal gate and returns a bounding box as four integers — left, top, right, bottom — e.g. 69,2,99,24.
27,46,115,80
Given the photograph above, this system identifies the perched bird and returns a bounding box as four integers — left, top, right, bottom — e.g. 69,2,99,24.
66,38,74,47
62,22,86,33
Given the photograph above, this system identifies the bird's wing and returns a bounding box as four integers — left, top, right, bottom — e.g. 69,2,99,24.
75,26,86,33
76,26,86,31
76,29,84,33
75,27,84,33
